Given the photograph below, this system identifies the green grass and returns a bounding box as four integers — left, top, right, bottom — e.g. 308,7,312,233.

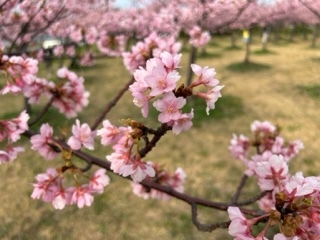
298,84,320,99
226,61,271,72
198,51,222,59
224,45,243,51
147,95,244,128
2,35,320,240
253,48,276,55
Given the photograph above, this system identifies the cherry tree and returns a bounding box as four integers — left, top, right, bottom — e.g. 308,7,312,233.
1,0,320,239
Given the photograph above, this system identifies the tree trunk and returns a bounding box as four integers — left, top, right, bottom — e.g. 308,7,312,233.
244,40,250,64
243,29,251,64
231,31,237,48
311,24,320,48
185,46,197,86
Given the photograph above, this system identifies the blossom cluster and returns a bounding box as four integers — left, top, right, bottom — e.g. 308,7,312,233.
31,167,110,209
122,32,181,73
0,111,29,163
130,51,223,134
1,53,89,118
97,33,126,57
227,121,320,239
131,164,186,200
97,119,155,183
188,25,211,48
229,120,303,176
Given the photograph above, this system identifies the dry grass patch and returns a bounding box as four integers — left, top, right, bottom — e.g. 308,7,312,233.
1,36,320,239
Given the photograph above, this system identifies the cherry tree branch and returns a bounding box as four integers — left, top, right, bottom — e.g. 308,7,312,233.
138,123,172,158
7,1,46,54
23,129,267,215
191,203,230,232
230,174,248,204
28,96,56,126
298,0,320,19
90,76,135,130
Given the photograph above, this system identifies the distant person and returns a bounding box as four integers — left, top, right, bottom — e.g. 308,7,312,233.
242,29,250,44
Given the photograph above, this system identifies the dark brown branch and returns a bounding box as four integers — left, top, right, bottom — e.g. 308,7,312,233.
23,130,256,212
7,1,47,54
230,174,248,204
139,123,171,158
213,0,255,33
236,190,270,207
28,96,55,126
23,129,266,231
298,0,320,19
90,76,135,130
191,203,230,232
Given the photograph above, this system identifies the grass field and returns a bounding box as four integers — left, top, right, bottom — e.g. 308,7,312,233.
1,34,320,240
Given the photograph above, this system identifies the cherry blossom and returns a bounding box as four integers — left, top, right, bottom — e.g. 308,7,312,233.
190,64,220,88
171,109,194,135
89,168,110,193
97,120,128,146
118,158,156,183
153,92,186,123
144,58,180,97
69,185,94,208
67,119,96,150
30,123,58,160
52,67,90,118
31,168,60,203
194,85,224,115
255,154,289,191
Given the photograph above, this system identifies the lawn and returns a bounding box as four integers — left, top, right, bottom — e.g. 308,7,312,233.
1,35,320,239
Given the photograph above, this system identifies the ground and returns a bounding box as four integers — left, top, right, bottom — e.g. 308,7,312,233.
0,34,320,239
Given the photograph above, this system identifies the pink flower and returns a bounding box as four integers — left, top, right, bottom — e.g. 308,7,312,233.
227,206,253,238
67,119,96,150
2,110,29,143
106,150,131,174
255,155,289,191
144,58,180,97
172,109,194,135
159,51,181,71
52,68,90,118
153,92,186,123
53,45,64,56
167,167,186,193
194,85,224,115
23,77,54,104
80,52,94,66
229,134,250,160
65,46,75,57
31,168,60,202
251,120,276,134
119,159,155,183
8,55,38,76
89,168,110,193
52,189,71,210
190,64,220,88
131,166,186,200
188,26,211,48
30,123,58,160
97,120,126,146
69,185,94,208
0,146,24,164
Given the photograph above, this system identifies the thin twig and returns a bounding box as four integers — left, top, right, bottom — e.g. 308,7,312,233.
28,96,55,126
23,129,265,230
236,190,270,207
90,76,135,130
191,203,230,232
230,174,248,204
139,123,172,158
